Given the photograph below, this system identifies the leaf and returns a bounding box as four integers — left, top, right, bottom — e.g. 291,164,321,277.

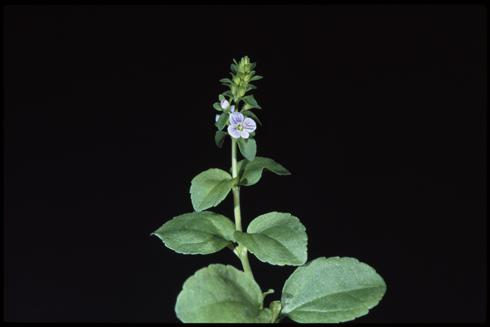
250,75,263,81
151,211,235,255
242,95,261,109
214,130,227,148
236,156,291,186
175,264,272,323
234,212,307,266
281,257,387,323
215,112,229,131
243,110,262,126
190,168,233,212
246,84,257,92
220,78,232,86
213,102,222,111
237,138,256,161
230,63,238,73
242,103,255,111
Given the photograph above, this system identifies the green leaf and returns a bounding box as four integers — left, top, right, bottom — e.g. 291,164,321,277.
269,301,282,323
243,110,262,126
281,257,387,323
214,131,227,148
220,78,232,86
213,102,222,111
237,138,256,161
215,112,229,131
190,168,233,212
242,103,255,111
230,63,238,73
234,212,307,266
246,84,257,92
236,156,291,186
242,95,261,109
175,264,272,323
151,211,235,255
250,75,263,81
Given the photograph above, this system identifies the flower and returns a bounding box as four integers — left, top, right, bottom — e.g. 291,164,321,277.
220,99,230,110
220,99,235,113
227,112,256,139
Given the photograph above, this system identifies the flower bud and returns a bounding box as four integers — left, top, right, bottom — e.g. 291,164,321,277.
239,56,248,67
220,99,230,110
238,56,251,73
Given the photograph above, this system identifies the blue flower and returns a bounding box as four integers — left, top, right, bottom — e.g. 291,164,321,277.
227,112,257,139
220,99,235,112
220,99,229,109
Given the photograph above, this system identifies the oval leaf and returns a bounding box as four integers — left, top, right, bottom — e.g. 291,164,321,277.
175,264,272,323
190,168,233,212
236,156,291,186
215,112,229,131
237,138,256,161
152,211,235,255
212,102,223,111
281,257,387,323
214,130,227,148
234,212,307,266
242,94,261,109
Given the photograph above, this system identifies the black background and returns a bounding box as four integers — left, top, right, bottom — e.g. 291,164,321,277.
4,4,487,323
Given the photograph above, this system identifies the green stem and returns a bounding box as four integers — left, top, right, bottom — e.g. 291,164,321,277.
231,138,241,231
239,247,254,279
231,138,255,281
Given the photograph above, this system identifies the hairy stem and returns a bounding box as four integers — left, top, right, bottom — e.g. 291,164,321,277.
231,137,255,281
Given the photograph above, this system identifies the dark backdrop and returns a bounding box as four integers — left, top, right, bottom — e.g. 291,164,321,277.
4,4,487,323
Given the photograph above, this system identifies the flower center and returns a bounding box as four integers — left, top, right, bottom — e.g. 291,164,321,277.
236,123,244,131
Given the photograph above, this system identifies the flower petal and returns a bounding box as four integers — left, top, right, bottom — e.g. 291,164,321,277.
220,99,229,110
227,125,241,139
215,114,220,122
240,130,250,139
230,105,235,113
242,117,257,133
229,112,245,126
